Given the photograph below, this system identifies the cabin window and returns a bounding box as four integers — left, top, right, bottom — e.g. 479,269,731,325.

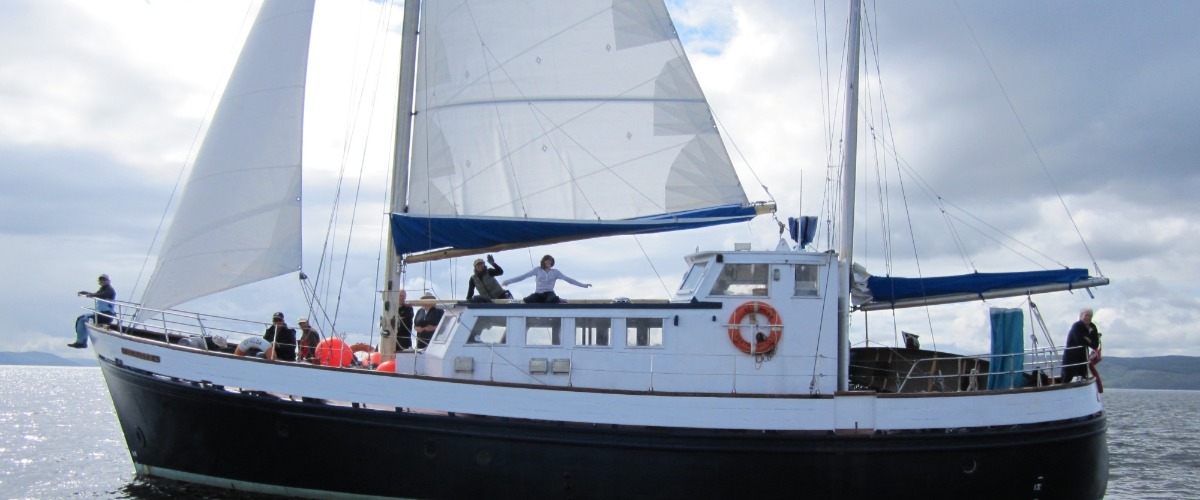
467,317,507,345
575,318,611,347
677,262,708,294
432,316,458,344
526,317,562,346
794,264,821,297
709,263,769,296
626,318,663,347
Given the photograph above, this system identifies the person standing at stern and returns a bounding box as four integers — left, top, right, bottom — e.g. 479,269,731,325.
1061,308,1101,383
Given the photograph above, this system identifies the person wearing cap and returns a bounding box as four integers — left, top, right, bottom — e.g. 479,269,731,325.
412,294,444,350
466,254,510,302
296,316,321,363
70,274,117,348
502,254,591,304
263,312,297,362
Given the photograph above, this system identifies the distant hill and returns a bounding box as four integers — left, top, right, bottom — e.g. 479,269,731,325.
0,351,95,367
1100,356,1200,391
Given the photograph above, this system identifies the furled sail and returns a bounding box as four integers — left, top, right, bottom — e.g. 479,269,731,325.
857,269,1110,311
395,0,758,260
140,0,315,312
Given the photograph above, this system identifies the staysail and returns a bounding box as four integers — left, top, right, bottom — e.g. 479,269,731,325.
140,0,315,312
395,0,760,261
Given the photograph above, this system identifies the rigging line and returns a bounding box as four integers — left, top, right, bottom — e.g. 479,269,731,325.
526,104,601,220
811,0,834,155
133,1,258,303
861,2,937,350
944,212,1057,270
463,3,529,217
710,111,774,204
941,199,1068,267
429,5,609,107
856,120,1062,270
318,0,396,326
950,1,1101,276
632,235,673,298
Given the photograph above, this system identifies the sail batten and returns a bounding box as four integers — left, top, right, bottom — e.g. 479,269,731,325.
140,0,315,312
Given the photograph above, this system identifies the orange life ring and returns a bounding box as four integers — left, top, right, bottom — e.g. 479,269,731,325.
727,301,783,354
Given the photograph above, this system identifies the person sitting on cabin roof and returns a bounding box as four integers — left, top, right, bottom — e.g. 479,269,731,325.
502,254,591,304
466,254,512,302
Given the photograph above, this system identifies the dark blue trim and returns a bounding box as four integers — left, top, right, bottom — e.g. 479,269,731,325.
390,204,756,256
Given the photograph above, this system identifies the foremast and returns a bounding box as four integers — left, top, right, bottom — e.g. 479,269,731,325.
381,0,423,362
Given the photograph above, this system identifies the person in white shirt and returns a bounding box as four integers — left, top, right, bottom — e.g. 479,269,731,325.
502,254,591,303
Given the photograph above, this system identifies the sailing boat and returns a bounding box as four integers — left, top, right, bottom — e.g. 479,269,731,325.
83,1,1109,498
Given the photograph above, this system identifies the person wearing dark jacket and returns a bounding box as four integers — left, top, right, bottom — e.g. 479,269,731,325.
70,274,116,348
466,255,510,302
413,294,444,350
264,312,298,362
1061,308,1101,383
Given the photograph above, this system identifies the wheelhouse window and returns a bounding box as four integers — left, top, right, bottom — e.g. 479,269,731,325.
526,317,561,346
709,263,769,296
676,262,708,294
467,317,507,345
626,318,663,347
575,318,611,347
794,264,821,297
432,315,458,343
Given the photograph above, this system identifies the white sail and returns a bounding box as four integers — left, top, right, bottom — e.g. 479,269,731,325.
140,0,315,312
407,0,749,222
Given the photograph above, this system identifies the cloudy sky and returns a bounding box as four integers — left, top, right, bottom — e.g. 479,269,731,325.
4,0,1198,361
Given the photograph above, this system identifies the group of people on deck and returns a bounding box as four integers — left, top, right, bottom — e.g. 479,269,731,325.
73,269,1101,383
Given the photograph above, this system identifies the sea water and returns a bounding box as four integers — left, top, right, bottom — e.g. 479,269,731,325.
1,366,1197,499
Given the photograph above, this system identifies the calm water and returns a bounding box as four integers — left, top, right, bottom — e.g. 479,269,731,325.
1,366,1197,499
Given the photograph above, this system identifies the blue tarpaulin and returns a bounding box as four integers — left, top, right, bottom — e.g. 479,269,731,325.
988,307,1025,390
390,204,758,257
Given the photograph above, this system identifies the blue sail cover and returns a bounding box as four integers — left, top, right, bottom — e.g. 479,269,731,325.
867,269,1091,304
390,204,757,257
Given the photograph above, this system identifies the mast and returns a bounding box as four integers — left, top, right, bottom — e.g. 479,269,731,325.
836,0,862,392
380,0,422,360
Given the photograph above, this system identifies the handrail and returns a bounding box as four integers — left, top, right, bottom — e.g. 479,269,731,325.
890,346,1089,393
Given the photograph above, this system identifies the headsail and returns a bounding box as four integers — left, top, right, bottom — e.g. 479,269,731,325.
396,0,757,260
140,0,315,312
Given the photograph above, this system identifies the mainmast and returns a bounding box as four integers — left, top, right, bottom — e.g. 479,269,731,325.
836,0,862,392
380,0,422,361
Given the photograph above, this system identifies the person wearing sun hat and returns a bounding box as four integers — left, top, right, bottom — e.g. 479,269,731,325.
296,316,321,363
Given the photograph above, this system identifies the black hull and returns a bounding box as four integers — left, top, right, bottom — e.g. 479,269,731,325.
100,360,1107,499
